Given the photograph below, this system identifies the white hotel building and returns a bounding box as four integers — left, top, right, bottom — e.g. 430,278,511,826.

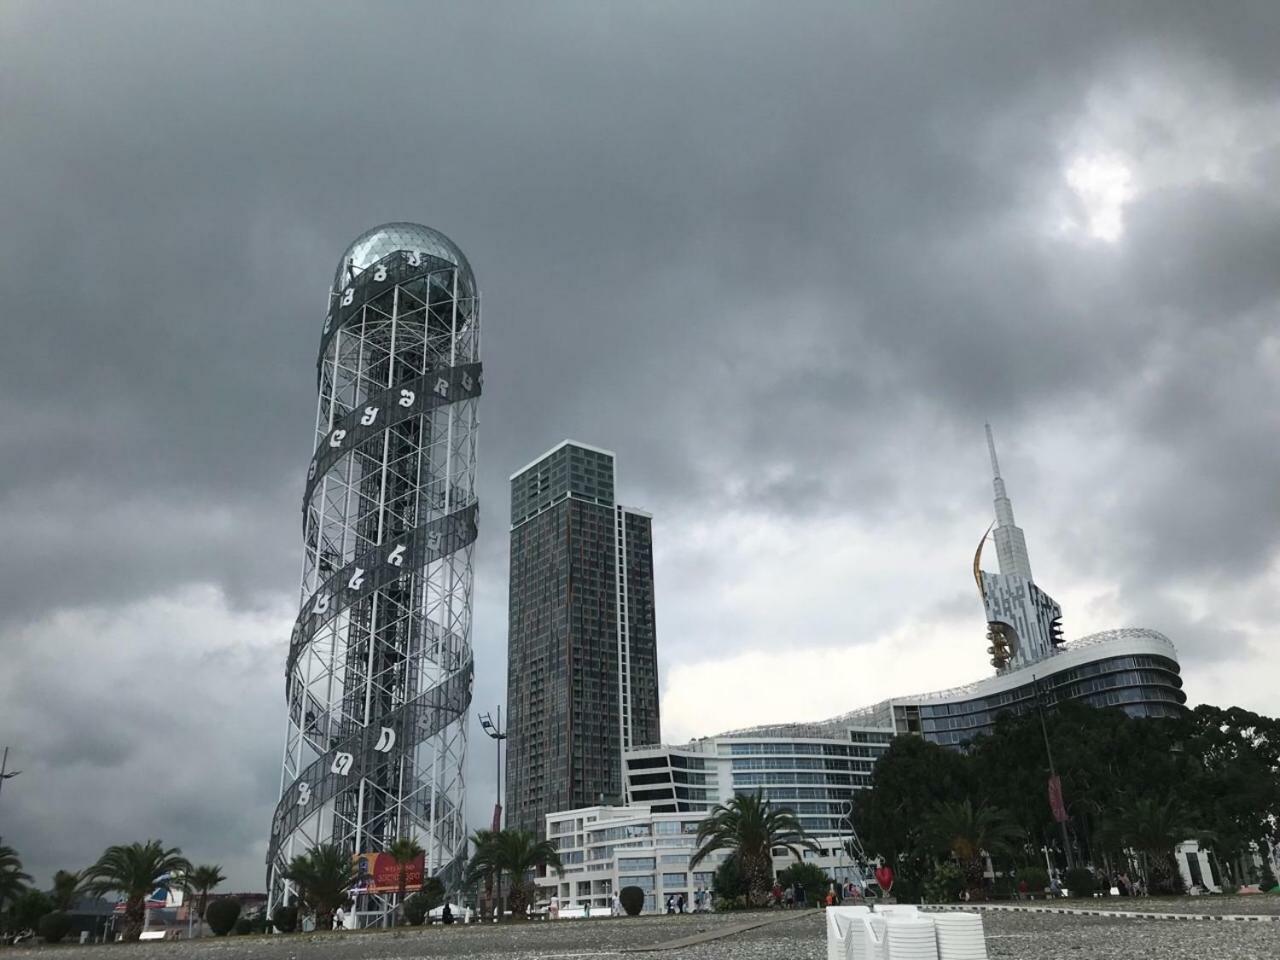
537,731,895,913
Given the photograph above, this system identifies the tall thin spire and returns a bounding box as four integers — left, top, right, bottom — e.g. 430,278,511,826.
985,424,1034,581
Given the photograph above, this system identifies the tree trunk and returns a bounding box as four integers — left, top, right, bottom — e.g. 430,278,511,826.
508,880,528,921
121,898,145,942
398,869,408,925
745,853,772,908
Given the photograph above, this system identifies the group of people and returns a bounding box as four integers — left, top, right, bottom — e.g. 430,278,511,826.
770,879,865,908
663,888,711,913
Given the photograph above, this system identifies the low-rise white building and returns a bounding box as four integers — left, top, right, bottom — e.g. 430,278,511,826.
537,804,861,914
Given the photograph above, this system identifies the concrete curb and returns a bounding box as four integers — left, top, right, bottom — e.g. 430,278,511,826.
621,909,814,953
921,903,1280,923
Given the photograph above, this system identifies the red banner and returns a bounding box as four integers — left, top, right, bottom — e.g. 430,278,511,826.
353,851,425,893
1047,774,1068,823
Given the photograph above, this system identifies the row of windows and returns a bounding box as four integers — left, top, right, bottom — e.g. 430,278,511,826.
733,772,871,786
731,757,874,772
729,742,855,756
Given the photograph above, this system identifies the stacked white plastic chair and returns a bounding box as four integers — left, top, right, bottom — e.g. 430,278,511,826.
826,906,872,960
929,912,988,960
882,914,938,960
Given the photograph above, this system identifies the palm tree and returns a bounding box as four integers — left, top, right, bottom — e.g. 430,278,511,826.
466,829,563,920
386,838,423,924
50,870,84,911
924,800,1024,897
689,790,817,907
82,840,191,941
283,844,359,930
1120,795,1202,893
0,845,32,916
186,864,226,934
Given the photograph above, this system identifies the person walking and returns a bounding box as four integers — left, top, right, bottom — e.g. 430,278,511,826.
794,879,807,908
442,901,454,925
611,891,623,917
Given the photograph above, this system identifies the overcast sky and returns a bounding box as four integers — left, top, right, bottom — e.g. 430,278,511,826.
2,1,1278,890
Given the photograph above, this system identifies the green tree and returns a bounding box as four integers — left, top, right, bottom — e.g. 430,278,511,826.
82,840,191,942
690,790,817,907
50,870,83,911
1119,795,1199,894
710,856,748,905
386,838,424,923
8,889,53,933
0,845,32,917
466,829,563,920
924,799,1024,896
282,844,359,931
855,736,972,891
401,879,443,926
187,864,226,933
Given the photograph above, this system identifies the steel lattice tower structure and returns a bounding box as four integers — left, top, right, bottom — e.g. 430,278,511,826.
268,223,480,921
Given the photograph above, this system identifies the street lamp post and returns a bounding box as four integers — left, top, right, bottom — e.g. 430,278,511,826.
1033,677,1075,872
478,708,507,921
478,708,506,831
0,746,21,822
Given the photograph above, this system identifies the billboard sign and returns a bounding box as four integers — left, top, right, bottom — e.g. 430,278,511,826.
353,851,425,893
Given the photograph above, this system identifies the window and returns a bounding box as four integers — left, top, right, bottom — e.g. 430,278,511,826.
618,857,656,871
619,874,654,891
662,873,687,887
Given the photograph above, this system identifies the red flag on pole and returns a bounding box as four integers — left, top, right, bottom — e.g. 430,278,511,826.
1048,774,1068,823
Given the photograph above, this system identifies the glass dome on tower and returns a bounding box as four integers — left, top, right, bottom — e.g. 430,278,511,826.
333,221,475,296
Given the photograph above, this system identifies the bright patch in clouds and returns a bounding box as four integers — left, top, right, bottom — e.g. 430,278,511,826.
1063,153,1134,242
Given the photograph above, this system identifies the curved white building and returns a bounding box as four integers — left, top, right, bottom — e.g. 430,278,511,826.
620,427,1186,835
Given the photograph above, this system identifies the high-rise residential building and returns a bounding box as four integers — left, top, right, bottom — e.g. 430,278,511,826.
506,441,659,838
268,223,481,922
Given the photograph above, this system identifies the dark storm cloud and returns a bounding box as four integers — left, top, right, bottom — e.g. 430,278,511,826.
2,1,1279,886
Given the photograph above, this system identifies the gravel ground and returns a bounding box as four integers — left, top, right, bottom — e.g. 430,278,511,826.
674,910,1280,960
1023,894,1280,915
7,905,1280,959
2,913,747,960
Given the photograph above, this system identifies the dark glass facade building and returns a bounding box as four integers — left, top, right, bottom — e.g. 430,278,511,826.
506,441,659,838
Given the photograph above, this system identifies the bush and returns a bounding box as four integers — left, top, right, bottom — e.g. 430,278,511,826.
206,897,241,936
1149,858,1184,895
717,895,747,911
990,877,1017,900
1019,867,1049,895
234,917,253,935
1064,867,1096,898
38,911,72,944
1259,859,1278,893
271,904,298,933
402,893,429,926
890,877,921,904
922,861,965,902
618,886,645,916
